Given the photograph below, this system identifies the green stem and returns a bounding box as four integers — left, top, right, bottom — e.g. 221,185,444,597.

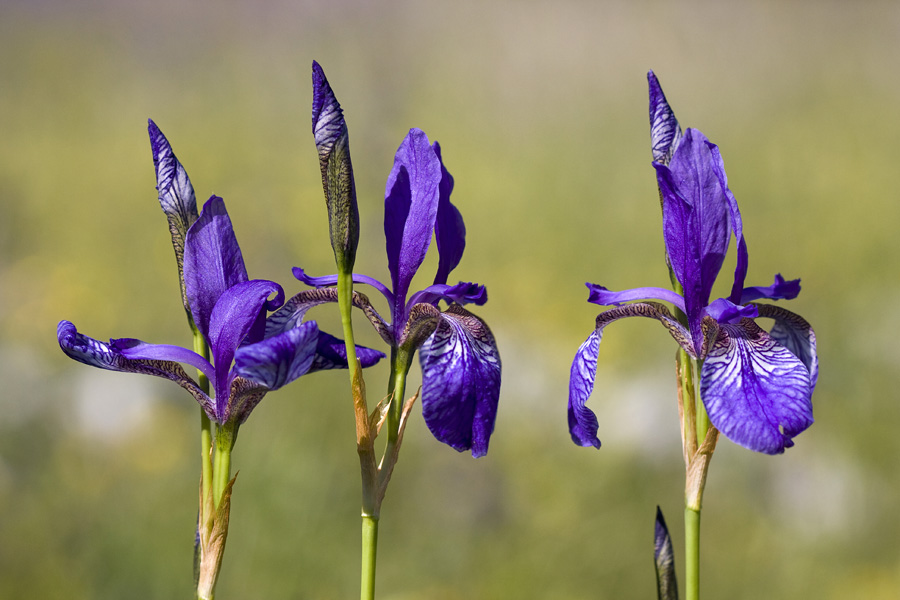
694,362,710,448
385,347,412,444
684,507,700,600
194,330,213,517
360,515,379,600
212,422,236,507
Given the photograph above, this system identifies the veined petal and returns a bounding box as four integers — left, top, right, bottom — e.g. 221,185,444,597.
112,338,215,387
432,142,466,285
755,303,818,390
184,196,249,339
269,287,393,345
308,331,386,372
701,320,813,454
586,283,685,312
207,279,283,414
655,128,731,348
311,61,359,272
384,129,442,311
419,304,501,457
741,274,801,303
567,302,696,448
408,281,487,308
233,321,319,391
648,71,682,166
706,140,749,302
568,328,602,448
148,120,199,311
57,321,215,419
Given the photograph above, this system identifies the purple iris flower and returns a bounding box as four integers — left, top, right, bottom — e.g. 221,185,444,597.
291,66,501,456
59,125,384,425
568,72,817,455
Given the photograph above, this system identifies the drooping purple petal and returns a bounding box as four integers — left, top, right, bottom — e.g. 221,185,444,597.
755,303,818,391
741,274,801,304
700,320,813,454
408,281,487,308
112,338,215,386
706,140,749,303
568,328,602,448
311,61,359,272
648,71,683,166
233,321,319,391
207,279,284,413
431,142,466,286
655,128,731,349
568,302,697,448
586,283,686,312
383,129,442,315
57,321,215,419
419,304,501,457
183,196,249,339
268,287,393,345
309,331,386,372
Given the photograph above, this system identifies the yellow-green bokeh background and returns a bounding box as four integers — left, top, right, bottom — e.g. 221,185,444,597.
2,1,898,598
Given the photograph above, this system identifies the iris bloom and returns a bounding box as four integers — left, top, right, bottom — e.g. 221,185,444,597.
293,71,501,456
58,195,384,425
568,72,817,455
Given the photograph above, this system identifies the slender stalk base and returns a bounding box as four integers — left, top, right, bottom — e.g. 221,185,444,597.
361,515,379,600
684,507,700,600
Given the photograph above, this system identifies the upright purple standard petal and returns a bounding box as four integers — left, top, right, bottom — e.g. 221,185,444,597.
655,128,731,349
383,129,443,318
706,140,749,302
648,71,682,166
419,304,501,457
431,142,466,286
701,320,813,454
183,197,249,338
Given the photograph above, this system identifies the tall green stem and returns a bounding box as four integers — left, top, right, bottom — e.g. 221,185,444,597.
212,422,236,507
360,515,379,600
194,330,213,515
684,507,701,600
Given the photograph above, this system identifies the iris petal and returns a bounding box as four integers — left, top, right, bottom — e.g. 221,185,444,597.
706,141,749,303
568,329,602,448
755,303,818,391
700,320,813,454
419,304,501,457
567,302,696,448
112,338,215,386
233,321,319,391
309,331,386,372
184,197,249,339
432,142,466,286
648,71,682,166
741,274,801,303
207,279,283,413
586,283,685,312
383,129,442,316
57,320,215,419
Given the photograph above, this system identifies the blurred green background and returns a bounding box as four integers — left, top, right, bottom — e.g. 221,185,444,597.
2,0,898,598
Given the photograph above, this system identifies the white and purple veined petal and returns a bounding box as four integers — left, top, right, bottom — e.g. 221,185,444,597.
700,320,813,455
183,197,249,340
755,303,818,391
57,320,216,420
567,302,696,448
383,129,443,320
419,304,501,457
648,71,683,166
431,142,466,286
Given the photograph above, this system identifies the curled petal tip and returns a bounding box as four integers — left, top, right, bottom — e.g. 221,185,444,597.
648,70,683,165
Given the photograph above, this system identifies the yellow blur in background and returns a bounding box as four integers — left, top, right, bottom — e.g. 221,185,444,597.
1,1,898,598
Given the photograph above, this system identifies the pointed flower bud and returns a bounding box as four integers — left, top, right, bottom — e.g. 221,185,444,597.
654,507,679,600
148,119,200,314
312,61,359,274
